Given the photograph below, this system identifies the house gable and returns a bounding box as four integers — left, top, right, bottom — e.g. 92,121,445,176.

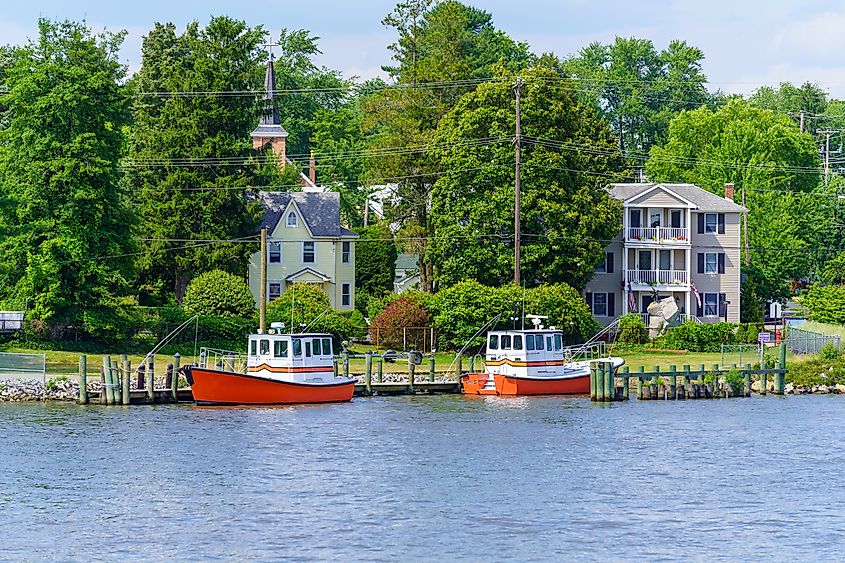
625,185,696,209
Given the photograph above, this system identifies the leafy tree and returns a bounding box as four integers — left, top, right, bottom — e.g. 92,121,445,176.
566,37,713,155
126,17,273,302
355,222,398,296
749,81,827,135
369,294,431,348
802,284,845,325
646,98,822,301
182,270,256,317
363,0,533,291
0,19,135,339
428,66,626,289
266,282,358,341
822,252,845,285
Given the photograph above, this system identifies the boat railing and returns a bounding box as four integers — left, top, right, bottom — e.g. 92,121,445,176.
563,342,608,362
198,347,248,374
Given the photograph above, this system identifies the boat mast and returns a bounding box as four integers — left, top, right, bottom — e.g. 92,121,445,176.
514,77,523,285
260,226,268,334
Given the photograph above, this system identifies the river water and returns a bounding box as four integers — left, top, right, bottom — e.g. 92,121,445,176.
1,395,844,561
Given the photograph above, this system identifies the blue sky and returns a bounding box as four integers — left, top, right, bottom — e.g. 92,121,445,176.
5,1,845,96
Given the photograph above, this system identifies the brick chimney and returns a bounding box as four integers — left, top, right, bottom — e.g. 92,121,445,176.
309,150,316,185
724,183,735,201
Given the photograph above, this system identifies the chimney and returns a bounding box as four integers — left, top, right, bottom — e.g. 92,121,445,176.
724,183,735,201
309,150,316,185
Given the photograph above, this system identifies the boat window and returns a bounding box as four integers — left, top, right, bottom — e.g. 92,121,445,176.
250,339,257,356
513,335,523,350
489,335,499,350
547,336,553,351
274,340,288,358
501,335,511,350
259,339,270,355
313,338,322,356
305,341,312,357
292,339,302,357
554,334,562,351
526,336,535,351
535,334,544,350
322,338,332,355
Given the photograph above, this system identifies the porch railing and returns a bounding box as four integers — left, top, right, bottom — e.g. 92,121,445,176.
626,227,689,243
625,269,688,286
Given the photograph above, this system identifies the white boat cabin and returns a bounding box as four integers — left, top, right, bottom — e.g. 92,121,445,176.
485,329,580,378
247,333,337,384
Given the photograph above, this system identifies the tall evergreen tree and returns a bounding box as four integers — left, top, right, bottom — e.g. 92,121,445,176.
0,19,134,338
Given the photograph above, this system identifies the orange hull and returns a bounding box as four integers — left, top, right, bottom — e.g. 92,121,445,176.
185,366,355,405
461,372,590,396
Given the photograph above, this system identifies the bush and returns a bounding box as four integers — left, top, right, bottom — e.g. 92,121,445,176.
266,283,358,341
661,321,736,352
820,342,842,361
787,356,845,387
803,284,845,325
369,295,432,348
616,313,648,345
182,270,255,318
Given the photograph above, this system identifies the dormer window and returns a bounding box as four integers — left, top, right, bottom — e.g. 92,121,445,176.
286,211,298,227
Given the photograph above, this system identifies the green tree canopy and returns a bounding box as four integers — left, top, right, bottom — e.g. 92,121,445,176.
0,19,135,338
125,17,274,302
355,222,398,296
428,66,626,289
182,270,256,317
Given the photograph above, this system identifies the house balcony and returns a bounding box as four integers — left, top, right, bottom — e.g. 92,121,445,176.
625,269,689,288
625,227,690,246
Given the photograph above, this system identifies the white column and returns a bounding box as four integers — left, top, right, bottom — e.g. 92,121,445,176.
685,247,692,318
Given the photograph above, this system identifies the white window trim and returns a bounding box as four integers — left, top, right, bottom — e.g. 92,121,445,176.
592,292,608,317
341,282,352,307
341,241,351,264
268,241,282,264
302,241,315,264
704,252,718,274
703,292,719,317
704,213,718,234
286,211,298,228
268,281,283,301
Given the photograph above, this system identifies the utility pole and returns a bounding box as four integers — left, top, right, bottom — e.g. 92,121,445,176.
742,185,750,266
259,227,268,334
799,111,805,134
363,196,370,227
514,77,524,285
825,130,831,186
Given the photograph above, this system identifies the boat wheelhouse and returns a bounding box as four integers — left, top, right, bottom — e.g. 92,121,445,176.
461,324,624,396
184,330,356,406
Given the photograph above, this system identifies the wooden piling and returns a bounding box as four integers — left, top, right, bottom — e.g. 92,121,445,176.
146,355,155,402
136,364,144,390
408,351,416,393
171,353,180,401
428,352,436,382
683,365,691,399
343,351,350,378
377,356,383,383
332,357,339,379
99,367,107,403
603,362,613,402
364,351,373,396
122,359,131,405
669,365,677,400
165,363,174,393
78,355,88,405
775,344,786,395
636,366,644,400
103,356,115,405
111,360,121,405
589,365,597,401
744,364,752,397
621,367,630,400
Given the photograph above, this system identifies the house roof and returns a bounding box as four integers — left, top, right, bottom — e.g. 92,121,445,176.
608,183,747,213
286,267,332,283
395,253,419,271
256,191,358,238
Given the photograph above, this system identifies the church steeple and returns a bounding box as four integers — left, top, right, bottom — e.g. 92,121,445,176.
252,53,288,161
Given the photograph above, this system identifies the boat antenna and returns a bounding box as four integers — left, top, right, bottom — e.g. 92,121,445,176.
303,309,330,333
143,315,199,365
290,283,295,334
521,281,526,331
445,312,503,374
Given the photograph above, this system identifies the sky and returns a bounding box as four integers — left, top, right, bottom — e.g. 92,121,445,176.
4,1,845,97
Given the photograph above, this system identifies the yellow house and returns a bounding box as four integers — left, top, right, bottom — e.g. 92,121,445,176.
247,192,358,311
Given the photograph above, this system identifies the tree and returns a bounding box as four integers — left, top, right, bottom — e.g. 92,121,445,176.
428,66,626,289
0,19,135,339
646,98,822,301
182,270,256,317
355,222,398,296
566,38,713,155
749,81,827,135
822,252,845,286
126,17,273,303
363,0,533,291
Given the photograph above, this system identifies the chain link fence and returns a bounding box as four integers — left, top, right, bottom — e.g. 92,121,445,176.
720,344,761,368
786,326,841,355
0,352,47,381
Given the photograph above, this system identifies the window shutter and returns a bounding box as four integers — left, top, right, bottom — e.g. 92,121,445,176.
607,293,616,317
585,292,593,311
718,213,725,234
719,293,727,318
718,253,726,274
696,299,703,317
697,253,705,274
697,213,705,234
607,252,614,274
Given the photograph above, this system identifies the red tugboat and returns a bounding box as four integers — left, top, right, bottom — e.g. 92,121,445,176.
184,330,356,406
461,318,624,396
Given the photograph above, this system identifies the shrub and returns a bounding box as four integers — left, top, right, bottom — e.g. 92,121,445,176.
369,295,432,348
723,368,744,395
266,283,358,341
802,284,845,325
820,342,842,361
523,284,599,344
616,313,648,345
182,270,255,318
661,321,736,352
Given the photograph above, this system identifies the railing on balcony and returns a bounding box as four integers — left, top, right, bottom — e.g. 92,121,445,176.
638,313,701,326
626,226,689,243
625,269,688,286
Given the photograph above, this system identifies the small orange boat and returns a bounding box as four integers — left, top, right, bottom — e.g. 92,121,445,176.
461,324,624,396
184,331,356,406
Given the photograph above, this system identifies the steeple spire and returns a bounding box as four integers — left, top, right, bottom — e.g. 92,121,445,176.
259,55,281,126
252,46,288,161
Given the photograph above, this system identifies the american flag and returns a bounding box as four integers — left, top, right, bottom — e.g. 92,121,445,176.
691,280,702,308
627,282,636,312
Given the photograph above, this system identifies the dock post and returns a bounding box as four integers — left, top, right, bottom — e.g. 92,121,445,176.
408,351,416,393
333,357,339,379
342,351,350,379
364,351,373,396
165,363,174,394
636,366,644,400
111,360,121,405
743,364,752,397
429,351,436,382
590,365,597,401
78,355,88,405
146,355,155,402
653,366,660,399
683,365,691,399
712,363,720,397
775,343,787,395
377,356,383,383
136,364,144,390
102,356,115,405
171,353,180,401
455,352,463,382
99,367,107,404
621,367,630,400
759,366,767,396
603,361,613,402
122,359,131,405
669,365,677,400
